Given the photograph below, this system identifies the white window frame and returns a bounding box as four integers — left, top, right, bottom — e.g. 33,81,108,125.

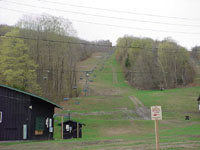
0,111,2,123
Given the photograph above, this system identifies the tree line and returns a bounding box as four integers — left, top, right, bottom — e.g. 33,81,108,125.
116,36,196,90
0,14,112,102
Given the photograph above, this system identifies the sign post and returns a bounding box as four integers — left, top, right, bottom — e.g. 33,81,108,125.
77,122,79,138
154,119,159,150
151,106,162,150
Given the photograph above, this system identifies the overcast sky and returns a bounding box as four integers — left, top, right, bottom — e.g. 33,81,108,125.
1,0,200,49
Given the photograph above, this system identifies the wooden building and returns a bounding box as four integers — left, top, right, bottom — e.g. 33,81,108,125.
0,84,62,141
61,120,85,139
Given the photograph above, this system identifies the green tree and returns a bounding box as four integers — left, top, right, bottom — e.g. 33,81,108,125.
116,36,195,89
0,29,41,94
158,38,194,87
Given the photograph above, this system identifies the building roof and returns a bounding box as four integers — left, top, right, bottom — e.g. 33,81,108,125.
0,84,62,109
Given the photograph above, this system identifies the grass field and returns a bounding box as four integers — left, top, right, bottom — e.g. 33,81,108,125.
1,52,200,150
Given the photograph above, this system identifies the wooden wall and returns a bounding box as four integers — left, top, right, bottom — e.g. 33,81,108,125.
29,97,55,140
0,86,55,141
0,87,30,140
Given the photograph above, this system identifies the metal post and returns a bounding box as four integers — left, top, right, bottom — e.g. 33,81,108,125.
85,72,89,96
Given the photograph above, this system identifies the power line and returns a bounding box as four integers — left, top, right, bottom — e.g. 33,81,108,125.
1,7,200,36
71,19,200,35
1,34,199,53
0,34,112,47
2,0,200,28
37,69,169,74
1,34,197,53
36,0,200,22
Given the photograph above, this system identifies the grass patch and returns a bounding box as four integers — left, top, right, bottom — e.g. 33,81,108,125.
2,52,200,149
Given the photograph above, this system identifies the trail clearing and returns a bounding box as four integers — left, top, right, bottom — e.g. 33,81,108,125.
129,96,151,120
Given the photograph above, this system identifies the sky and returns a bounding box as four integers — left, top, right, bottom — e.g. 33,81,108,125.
1,0,200,49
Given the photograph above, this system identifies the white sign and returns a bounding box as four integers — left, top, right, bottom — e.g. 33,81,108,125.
49,127,53,133
49,118,52,128
66,125,70,131
151,106,162,120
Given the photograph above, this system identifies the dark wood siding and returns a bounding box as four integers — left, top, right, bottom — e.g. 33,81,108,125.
0,86,57,141
0,87,30,140
30,97,54,140
62,121,83,139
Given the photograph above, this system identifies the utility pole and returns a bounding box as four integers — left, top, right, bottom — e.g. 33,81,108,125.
84,71,90,96
125,37,128,58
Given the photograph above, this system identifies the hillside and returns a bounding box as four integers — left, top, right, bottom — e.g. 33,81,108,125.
1,51,200,149
115,36,196,90
0,21,112,102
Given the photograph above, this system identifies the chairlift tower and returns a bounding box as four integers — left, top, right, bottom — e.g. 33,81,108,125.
84,71,90,96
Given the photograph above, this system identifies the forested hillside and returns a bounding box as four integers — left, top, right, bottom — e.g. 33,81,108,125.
0,14,112,102
1,14,200,99
116,36,197,89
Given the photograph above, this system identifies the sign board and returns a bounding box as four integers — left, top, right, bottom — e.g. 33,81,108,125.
151,106,162,120
35,130,43,135
49,127,53,133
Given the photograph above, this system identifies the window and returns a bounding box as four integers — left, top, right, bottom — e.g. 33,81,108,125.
0,111,2,123
35,117,45,135
35,117,45,131
0,112,2,123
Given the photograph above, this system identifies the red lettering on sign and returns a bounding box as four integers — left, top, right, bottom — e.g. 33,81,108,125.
152,107,160,113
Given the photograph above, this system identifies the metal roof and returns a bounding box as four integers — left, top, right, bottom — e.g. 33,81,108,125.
0,84,62,109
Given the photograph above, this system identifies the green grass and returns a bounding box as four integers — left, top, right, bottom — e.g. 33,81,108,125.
133,87,200,120
59,53,200,146
63,95,134,112
2,52,200,149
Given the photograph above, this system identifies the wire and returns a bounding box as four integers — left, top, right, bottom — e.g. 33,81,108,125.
36,0,200,22
1,34,197,53
1,6,200,35
0,34,112,47
1,34,199,53
71,19,200,35
36,69,169,74
2,0,200,28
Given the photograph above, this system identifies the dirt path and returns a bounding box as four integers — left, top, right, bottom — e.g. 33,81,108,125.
129,96,151,120
76,52,107,96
